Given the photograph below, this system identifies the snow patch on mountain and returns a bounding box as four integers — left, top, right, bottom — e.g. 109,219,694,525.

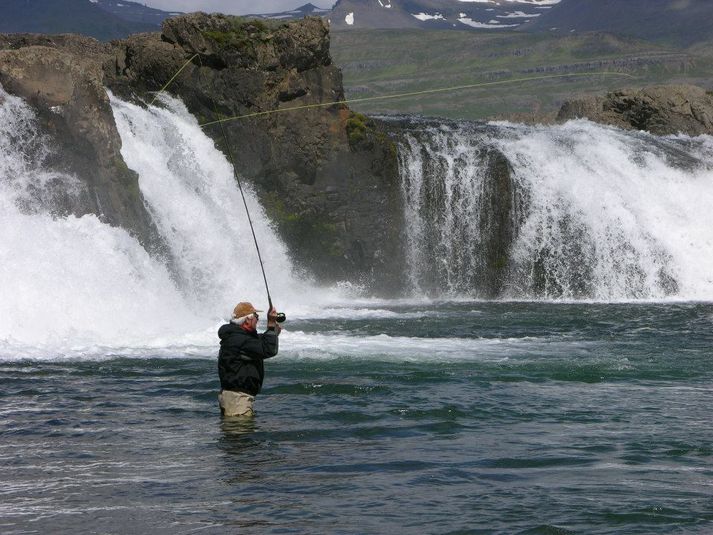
413,12,445,21
458,16,519,28
498,11,540,18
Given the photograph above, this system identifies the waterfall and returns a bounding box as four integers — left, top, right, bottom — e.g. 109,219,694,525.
3,80,713,360
398,119,713,300
0,87,332,358
109,93,315,317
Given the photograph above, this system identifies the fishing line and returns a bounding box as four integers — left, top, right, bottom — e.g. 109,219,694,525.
149,53,199,106
148,57,633,316
199,56,282,318
150,53,284,320
198,71,636,127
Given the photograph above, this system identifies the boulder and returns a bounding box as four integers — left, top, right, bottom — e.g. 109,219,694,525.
557,84,713,136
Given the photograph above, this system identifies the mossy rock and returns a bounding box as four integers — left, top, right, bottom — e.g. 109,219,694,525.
346,112,373,149
201,17,282,55
263,192,344,259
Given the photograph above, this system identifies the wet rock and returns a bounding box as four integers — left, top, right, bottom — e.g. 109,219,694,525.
0,35,162,251
557,84,713,136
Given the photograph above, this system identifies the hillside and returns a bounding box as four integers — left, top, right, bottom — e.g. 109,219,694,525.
330,29,713,120
521,0,713,47
328,0,559,31
0,0,173,41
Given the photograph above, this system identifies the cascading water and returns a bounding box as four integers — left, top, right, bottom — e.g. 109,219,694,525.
0,87,334,358
398,119,713,300
109,93,315,316
3,81,713,360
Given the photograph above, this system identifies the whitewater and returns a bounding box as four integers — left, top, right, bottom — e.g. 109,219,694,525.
399,118,713,299
2,87,713,534
2,87,713,359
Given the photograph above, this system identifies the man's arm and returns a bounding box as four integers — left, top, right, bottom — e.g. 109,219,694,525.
240,329,278,359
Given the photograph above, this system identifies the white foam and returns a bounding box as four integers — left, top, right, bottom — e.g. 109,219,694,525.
399,119,713,300
0,87,205,351
0,88,344,359
280,329,601,362
497,121,713,300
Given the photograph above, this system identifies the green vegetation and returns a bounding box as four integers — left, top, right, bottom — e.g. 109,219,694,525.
201,17,283,50
345,112,371,146
330,29,713,121
263,192,343,258
345,111,398,160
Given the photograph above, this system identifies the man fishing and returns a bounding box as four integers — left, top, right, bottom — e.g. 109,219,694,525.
217,302,281,417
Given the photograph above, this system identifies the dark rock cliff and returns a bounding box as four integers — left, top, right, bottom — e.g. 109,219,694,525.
0,15,405,293
109,14,404,291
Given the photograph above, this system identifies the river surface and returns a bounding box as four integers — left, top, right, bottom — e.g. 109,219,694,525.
2,301,712,534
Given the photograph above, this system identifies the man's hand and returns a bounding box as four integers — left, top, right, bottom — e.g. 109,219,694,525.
267,306,280,333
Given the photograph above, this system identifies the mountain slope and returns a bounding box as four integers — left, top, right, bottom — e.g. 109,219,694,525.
329,0,560,30
521,0,713,46
94,0,180,26
0,0,173,41
246,3,332,21
249,0,560,31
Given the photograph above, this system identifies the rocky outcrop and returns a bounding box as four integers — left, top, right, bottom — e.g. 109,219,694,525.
557,85,713,136
0,15,405,292
0,34,163,251
105,14,404,291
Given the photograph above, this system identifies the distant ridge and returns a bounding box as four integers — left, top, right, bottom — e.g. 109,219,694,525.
246,0,559,31
94,0,181,27
0,0,178,41
246,3,332,20
326,0,559,31
245,0,713,45
521,0,713,46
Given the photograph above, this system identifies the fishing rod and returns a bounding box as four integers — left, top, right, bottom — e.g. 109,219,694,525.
199,55,287,323
151,53,286,323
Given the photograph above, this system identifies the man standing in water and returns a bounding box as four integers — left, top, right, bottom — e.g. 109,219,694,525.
218,302,281,417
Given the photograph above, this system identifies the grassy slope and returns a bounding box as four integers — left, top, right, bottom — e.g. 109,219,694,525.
330,29,713,121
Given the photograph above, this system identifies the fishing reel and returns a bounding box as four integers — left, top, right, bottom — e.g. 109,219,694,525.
275,312,286,323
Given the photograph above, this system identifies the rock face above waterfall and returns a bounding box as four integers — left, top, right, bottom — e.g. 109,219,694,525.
0,16,404,292
0,34,163,251
557,85,713,136
105,14,403,290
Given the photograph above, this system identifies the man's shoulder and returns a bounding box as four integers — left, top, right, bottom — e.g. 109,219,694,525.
218,323,242,339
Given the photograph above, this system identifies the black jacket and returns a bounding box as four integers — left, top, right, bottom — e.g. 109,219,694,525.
218,323,279,396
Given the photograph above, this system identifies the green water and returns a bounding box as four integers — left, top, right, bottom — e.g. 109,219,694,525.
1,302,712,533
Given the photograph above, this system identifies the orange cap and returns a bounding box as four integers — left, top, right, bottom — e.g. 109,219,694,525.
232,302,262,319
